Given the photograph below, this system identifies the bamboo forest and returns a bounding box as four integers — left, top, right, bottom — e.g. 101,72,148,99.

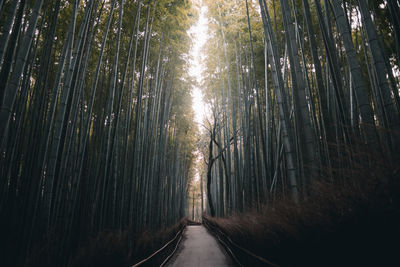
0,0,399,266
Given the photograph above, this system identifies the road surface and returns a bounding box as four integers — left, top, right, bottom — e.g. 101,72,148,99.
166,225,235,267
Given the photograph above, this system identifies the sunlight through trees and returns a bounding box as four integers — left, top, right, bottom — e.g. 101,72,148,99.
0,0,399,265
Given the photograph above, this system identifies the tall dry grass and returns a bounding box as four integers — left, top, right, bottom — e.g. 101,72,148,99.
205,147,400,266
28,218,189,267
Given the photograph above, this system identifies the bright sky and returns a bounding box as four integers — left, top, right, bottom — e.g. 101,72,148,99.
188,2,209,127
188,1,209,183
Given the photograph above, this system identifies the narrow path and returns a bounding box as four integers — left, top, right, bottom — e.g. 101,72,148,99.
166,225,235,267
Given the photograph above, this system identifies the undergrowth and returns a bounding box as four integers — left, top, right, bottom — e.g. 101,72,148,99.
69,218,187,267
205,153,400,266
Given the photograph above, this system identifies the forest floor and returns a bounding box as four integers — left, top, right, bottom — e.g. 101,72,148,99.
166,225,235,267
203,160,400,267
69,219,187,267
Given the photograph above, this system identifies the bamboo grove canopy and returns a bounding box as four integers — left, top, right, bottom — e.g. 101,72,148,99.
199,0,400,217
0,0,196,265
1,0,400,266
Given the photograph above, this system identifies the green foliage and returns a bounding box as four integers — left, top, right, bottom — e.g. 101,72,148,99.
0,0,198,265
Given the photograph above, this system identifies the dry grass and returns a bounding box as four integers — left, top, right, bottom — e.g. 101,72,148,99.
70,218,187,267
70,230,130,267
205,158,400,266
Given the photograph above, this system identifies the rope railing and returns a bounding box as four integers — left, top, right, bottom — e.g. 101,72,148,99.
160,230,184,267
131,224,186,267
202,219,242,266
202,216,279,267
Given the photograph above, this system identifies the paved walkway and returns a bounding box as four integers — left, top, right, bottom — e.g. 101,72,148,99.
166,225,235,267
